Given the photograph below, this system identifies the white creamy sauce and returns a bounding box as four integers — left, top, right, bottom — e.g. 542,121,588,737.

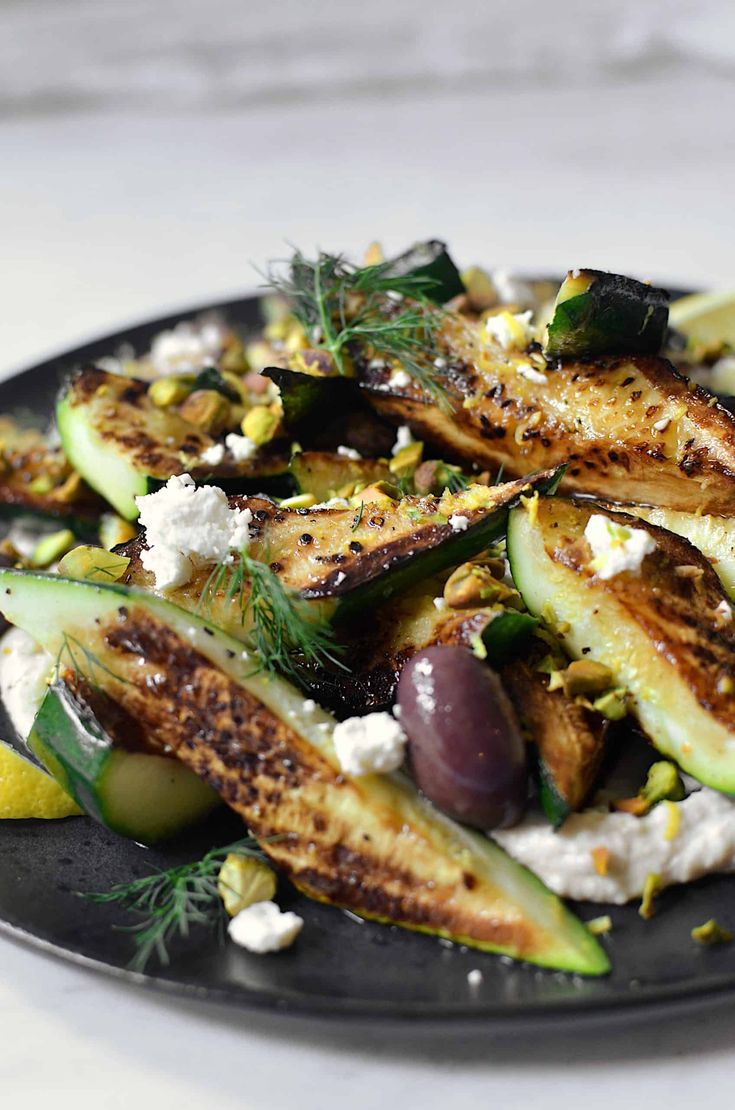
0,627,53,740
493,788,735,903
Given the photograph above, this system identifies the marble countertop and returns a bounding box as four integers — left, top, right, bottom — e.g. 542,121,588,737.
2,30,735,1105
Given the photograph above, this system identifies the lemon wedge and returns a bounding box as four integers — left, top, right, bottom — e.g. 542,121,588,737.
669,290,735,348
0,738,82,819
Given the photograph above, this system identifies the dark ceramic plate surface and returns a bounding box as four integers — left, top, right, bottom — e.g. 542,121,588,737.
1,291,735,1028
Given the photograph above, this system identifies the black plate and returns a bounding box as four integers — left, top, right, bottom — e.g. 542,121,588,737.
1,292,735,1028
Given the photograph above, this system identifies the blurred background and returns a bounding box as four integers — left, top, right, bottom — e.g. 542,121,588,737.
1,0,734,369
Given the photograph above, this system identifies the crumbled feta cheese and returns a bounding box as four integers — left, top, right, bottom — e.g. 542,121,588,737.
715,599,733,625
135,474,252,590
332,712,408,776
517,361,548,385
0,627,53,740
449,513,470,533
584,514,656,581
385,290,404,304
310,497,350,510
433,596,447,611
148,318,227,376
652,416,671,433
228,901,303,953
391,425,415,457
467,969,483,987
337,445,362,460
199,443,225,467
484,310,534,352
433,356,447,370
301,699,317,715
388,368,411,389
225,433,258,462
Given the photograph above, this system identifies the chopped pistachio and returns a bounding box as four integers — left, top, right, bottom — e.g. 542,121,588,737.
639,872,662,919
350,480,400,506
469,632,487,660
444,562,520,610
614,761,685,817
241,405,279,446
99,513,137,550
389,441,423,479
412,460,441,496
592,688,629,721
586,915,612,936
28,475,55,495
58,545,130,583
691,919,733,946
279,492,317,510
549,659,614,698
219,340,250,376
30,529,76,568
148,375,195,408
217,854,277,917
179,389,231,435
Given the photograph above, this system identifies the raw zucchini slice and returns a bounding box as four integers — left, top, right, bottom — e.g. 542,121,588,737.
121,471,560,630
361,312,735,514
544,269,669,359
507,498,735,794
28,678,218,843
0,570,608,975
57,367,290,520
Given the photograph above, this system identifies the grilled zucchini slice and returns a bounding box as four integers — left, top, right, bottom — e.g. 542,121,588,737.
57,367,290,519
508,498,735,793
120,471,559,629
361,315,735,514
290,451,391,501
28,677,218,843
0,570,609,975
544,269,669,359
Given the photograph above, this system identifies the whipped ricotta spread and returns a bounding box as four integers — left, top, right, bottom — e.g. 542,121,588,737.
493,788,735,903
0,627,52,740
135,474,252,590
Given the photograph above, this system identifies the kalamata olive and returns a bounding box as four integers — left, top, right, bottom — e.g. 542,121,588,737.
397,646,527,830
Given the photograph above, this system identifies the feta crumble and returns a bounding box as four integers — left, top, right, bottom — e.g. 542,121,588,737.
391,425,415,456
484,310,534,352
449,513,470,533
715,599,733,625
517,362,548,385
199,443,225,467
388,368,411,389
149,318,227,376
228,901,303,953
433,596,447,611
337,445,362,460
584,514,656,581
332,712,407,776
652,416,671,433
135,474,253,590
225,433,258,462
467,969,483,987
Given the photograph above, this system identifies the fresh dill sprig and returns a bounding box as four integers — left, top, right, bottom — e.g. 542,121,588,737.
84,837,265,972
267,250,452,410
198,552,346,686
442,466,471,494
56,632,131,690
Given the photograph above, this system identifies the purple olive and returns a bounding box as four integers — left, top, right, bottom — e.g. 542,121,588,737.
397,646,527,830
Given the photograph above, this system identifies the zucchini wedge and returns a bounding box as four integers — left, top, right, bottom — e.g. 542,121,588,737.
383,239,464,305
601,502,735,599
0,571,609,975
57,367,290,519
28,677,218,843
501,659,608,827
360,315,735,514
507,498,735,793
120,471,559,628
290,451,391,501
544,269,669,359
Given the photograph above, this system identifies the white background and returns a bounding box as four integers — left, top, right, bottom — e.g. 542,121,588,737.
2,1,735,1106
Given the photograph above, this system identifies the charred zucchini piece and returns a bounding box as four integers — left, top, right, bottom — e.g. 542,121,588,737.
57,367,290,520
28,678,218,843
290,451,391,501
361,315,735,515
263,366,356,429
0,571,608,975
383,239,464,305
121,471,560,630
501,659,608,827
508,498,735,794
544,270,669,359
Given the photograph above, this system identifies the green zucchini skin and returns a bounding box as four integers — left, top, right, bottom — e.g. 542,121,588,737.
507,499,735,795
544,269,669,359
28,679,218,843
383,240,464,304
57,367,290,520
262,366,356,429
0,570,608,975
